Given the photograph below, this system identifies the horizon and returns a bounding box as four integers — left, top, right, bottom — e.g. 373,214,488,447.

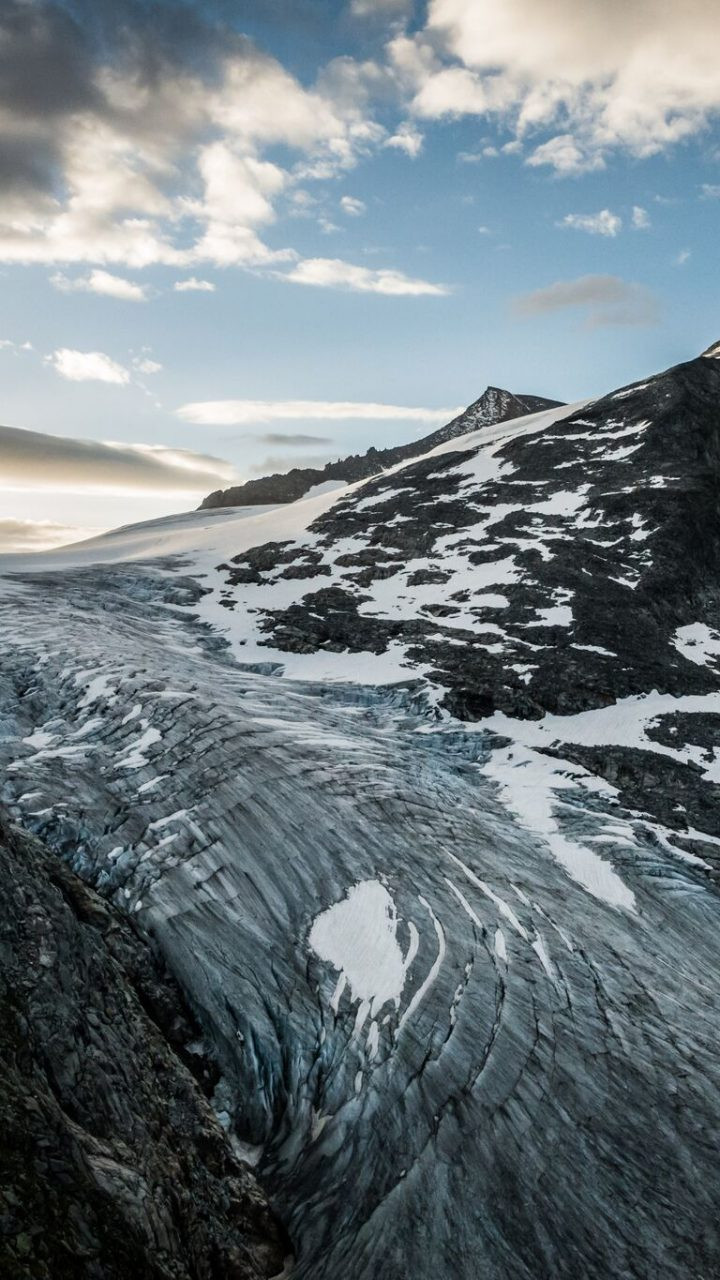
1,0,719,549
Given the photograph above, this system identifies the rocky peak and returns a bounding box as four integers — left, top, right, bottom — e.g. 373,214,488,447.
199,384,563,510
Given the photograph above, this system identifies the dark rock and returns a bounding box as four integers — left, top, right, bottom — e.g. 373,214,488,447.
0,816,289,1280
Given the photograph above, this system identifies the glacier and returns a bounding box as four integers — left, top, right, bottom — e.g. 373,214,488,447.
2,348,720,1278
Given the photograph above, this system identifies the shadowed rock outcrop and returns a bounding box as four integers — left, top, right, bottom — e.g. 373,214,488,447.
0,816,289,1280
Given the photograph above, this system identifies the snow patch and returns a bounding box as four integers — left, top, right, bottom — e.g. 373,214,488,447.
309,880,416,1021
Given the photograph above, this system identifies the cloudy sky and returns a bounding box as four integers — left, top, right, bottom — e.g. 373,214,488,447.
1,0,719,549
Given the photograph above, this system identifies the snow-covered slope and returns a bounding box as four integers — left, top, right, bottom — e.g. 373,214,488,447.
2,349,720,1279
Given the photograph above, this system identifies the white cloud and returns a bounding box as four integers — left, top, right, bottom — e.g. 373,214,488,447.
631,205,651,229
513,274,661,327
560,209,622,237
174,277,216,292
675,248,692,266
177,399,462,426
526,135,603,175
412,65,497,118
384,123,424,156
51,269,149,301
399,0,720,173
284,257,450,295
48,348,131,384
0,31,389,274
133,357,162,375
0,338,33,353
340,195,367,216
700,184,720,199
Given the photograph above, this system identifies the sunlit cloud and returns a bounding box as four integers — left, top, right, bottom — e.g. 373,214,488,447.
176,398,462,426
0,1,394,280
384,123,424,156
51,269,149,301
132,357,162,375
47,348,131,384
340,195,367,216
284,257,450,295
559,210,622,237
173,277,216,292
387,1,720,175
0,423,237,495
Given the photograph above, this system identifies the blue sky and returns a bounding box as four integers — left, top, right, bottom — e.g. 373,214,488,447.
1,0,718,547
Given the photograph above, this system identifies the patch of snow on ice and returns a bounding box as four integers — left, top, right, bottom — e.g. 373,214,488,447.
397,896,446,1033
115,723,161,770
481,742,636,912
309,880,415,1021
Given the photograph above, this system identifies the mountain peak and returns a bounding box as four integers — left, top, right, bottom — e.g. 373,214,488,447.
199,384,563,510
701,339,720,358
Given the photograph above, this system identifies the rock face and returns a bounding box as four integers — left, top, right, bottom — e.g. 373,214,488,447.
2,346,720,1280
0,815,289,1280
199,386,562,508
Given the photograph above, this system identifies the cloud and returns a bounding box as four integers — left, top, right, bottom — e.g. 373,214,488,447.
384,123,424,156
526,135,604,175
0,1,389,272
177,398,461,426
0,337,33,353
700,184,720,199
351,0,411,15
340,195,367,216
251,433,334,445
513,275,661,328
0,517,103,553
397,0,720,173
51,269,149,301
0,423,236,496
675,248,692,266
47,348,131,384
631,205,651,229
559,209,622,237
173,277,216,292
284,257,450,295
132,357,162,375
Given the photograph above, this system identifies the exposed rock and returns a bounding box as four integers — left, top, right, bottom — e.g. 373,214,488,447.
0,815,289,1280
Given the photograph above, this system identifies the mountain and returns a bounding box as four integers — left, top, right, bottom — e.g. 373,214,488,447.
1,346,720,1279
199,386,563,508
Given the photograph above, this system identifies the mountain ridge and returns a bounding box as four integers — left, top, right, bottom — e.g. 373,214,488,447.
199,385,563,509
